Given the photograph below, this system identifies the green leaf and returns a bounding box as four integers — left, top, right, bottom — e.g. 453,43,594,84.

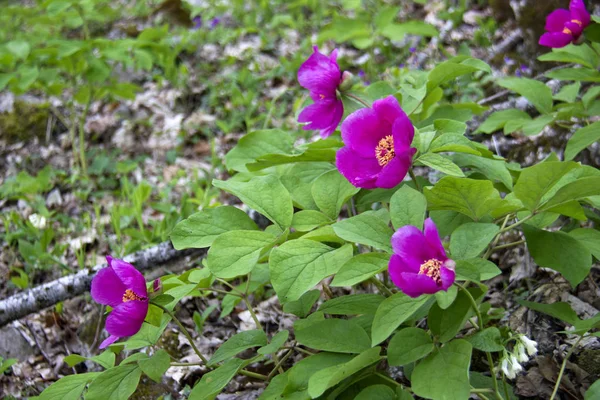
522,224,592,287
498,77,553,114
213,175,293,229
283,352,354,397
18,66,39,91
270,240,353,303
6,40,30,60
86,364,142,400
138,349,170,382
424,177,501,220
355,385,396,400
0,73,15,91
553,82,581,103
513,161,579,211
38,372,100,400
545,68,600,82
312,169,360,219
319,294,385,315
209,330,267,366
388,327,434,366
427,61,477,91
540,177,600,211
466,327,505,352
518,300,581,326
412,340,473,400
417,153,465,177
582,86,600,109
295,318,371,353
390,185,427,230
189,358,245,400
171,206,258,250
331,253,390,287
281,162,334,210
429,287,483,342
538,44,599,68
569,228,600,259
307,347,382,398
207,230,275,279
332,209,394,252
124,314,171,350
291,210,332,232
64,351,115,369
585,380,600,400
450,223,499,260
380,21,438,41
454,258,501,282
371,293,431,345
476,109,531,134
225,130,294,172
564,121,600,161
435,284,458,309
452,153,513,189
258,330,290,355
282,290,321,318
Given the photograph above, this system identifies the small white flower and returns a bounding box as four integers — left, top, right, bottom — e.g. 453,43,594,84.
501,358,510,376
520,335,538,356
516,343,528,363
28,214,47,230
510,355,523,374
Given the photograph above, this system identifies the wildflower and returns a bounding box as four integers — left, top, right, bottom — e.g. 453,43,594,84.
388,218,456,297
520,335,538,356
91,256,149,348
28,214,47,229
192,15,202,29
210,17,220,29
297,46,344,138
500,353,523,379
504,56,515,66
409,47,416,53
539,0,590,48
515,343,529,363
336,96,416,189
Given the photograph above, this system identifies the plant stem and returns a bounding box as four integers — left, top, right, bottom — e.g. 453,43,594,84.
408,168,421,192
491,240,526,251
200,288,242,297
295,346,316,356
216,278,245,295
267,348,294,380
78,96,91,177
374,372,402,387
239,369,268,380
370,277,394,297
344,92,372,108
152,302,208,365
457,283,503,400
498,214,534,234
244,297,262,331
550,335,584,400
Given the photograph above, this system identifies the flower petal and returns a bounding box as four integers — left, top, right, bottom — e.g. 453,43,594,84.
341,107,387,157
91,266,127,307
544,9,571,32
319,99,344,138
391,225,434,267
298,47,341,95
440,266,456,291
391,112,415,150
336,146,381,189
570,0,590,27
298,98,343,137
539,32,573,48
373,96,406,132
107,256,147,298
423,218,447,260
388,254,416,283
396,272,439,297
105,301,148,337
99,335,120,349
375,148,415,189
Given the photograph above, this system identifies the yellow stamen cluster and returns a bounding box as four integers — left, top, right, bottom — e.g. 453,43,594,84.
375,135,395,166
572,19,583,27
419,259,443,285
563,27,573,35
122,289,143,303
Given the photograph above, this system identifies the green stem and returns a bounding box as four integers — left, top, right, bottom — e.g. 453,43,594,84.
201,288,242,297
267,348,293,380
69,103,78,169
408,168,421,192
498,214,534,234
239,369,268,380
370,277,394,297
295,346,316,356
491,240,526,251
549,335,584,400
216,278,245,295
78,96,91,177
471,388,494,394
243,297,263,331
344,92,372,108
152,302,208,364
374,372,402,388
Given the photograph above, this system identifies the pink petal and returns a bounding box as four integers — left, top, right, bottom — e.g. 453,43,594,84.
391,225,435,266
570,0,590,27
99,335,120,349
91,266,127,307
319,99,344,138
396,272,439,298
336,146,381,189
391,112,415,150
107,256,147,298
341,107,387,157
372,96,406,132
423,218,447,260
298,47,341,96
544,9,571,32
564,20,584,37
375,148,415,189
105,301,148,337
539,32,573,48
440,267,456,291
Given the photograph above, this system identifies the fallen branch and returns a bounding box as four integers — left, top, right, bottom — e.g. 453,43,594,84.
0,242,205,327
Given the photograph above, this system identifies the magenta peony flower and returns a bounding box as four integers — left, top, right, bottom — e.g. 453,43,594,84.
539,0,590,48
388,218,456,298
335,95,416,189
297,46,344,138
91,256,149,348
